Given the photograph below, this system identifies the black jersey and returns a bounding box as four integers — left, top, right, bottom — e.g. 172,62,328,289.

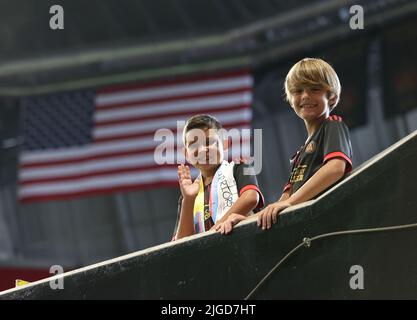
283,115,353,195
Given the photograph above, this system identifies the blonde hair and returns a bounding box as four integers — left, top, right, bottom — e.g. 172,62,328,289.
284,58,341,111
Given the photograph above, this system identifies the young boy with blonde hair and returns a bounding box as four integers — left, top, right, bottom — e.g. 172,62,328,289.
226,57,353,232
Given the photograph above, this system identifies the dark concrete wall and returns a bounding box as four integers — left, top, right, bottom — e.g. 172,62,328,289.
1,131,416,300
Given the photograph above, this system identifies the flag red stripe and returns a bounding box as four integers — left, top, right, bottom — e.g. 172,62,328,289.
95,104,250,127
20,164,181,185
96,69,251,95
92,121,251,143
20,147,160,169
95,87,252,111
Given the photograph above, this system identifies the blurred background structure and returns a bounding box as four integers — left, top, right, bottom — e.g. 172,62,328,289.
0,0,416,291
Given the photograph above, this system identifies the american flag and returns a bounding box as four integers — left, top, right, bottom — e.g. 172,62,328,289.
18,69,253,202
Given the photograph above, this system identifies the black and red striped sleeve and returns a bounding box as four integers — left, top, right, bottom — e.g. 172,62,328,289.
323,116,353,173
234,163,265,210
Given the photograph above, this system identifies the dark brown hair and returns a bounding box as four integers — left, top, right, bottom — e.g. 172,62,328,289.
182,114,222,144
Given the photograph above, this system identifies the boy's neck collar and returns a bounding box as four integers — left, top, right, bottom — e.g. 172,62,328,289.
200,164,222,186
305,116,327,140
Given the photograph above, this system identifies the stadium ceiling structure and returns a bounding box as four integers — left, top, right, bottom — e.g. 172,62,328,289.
0,0,415,95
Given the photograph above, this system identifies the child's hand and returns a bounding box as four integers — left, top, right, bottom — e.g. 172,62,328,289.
213,213,247,235
257,201,291,230
178,164,200,200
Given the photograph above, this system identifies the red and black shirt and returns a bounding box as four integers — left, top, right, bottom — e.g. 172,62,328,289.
283,115,353,196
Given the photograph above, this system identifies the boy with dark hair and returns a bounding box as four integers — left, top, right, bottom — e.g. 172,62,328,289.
172,114,264,240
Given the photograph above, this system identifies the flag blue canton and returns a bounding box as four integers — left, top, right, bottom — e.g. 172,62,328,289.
21,91,95,151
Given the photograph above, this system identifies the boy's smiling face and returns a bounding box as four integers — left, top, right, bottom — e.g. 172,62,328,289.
184,128,225,172
289,85,336,122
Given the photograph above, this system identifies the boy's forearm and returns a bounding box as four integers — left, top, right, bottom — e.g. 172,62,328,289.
216,190,259,224
277,192,290,202
176,198,196,239
286,159,346,206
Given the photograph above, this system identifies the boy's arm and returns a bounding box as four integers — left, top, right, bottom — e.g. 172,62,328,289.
178,191,258,238
287,118,352,205
212,162,264,234
257,158,346,229
212,189,259,234
258,119,352,229
174,165,200,240
175,197,196,240
277,191,290,202
214,189,259,225
286,158,346,206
